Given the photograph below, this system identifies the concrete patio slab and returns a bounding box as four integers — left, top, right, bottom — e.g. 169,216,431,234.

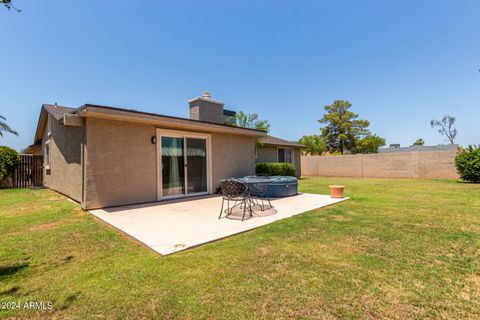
90,193,348,255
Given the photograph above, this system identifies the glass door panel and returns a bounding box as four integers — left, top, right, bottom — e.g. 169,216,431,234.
186,138,207,194
161,136,185,197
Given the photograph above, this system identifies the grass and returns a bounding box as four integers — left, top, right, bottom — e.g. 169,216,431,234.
1,178,480,319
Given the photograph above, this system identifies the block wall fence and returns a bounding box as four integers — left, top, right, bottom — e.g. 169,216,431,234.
301,150,459,179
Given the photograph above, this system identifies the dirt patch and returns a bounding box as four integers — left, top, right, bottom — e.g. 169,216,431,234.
468,274,480,291
28,221,63,232
332,215,351,222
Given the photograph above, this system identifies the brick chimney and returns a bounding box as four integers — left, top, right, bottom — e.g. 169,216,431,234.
188,92,225,124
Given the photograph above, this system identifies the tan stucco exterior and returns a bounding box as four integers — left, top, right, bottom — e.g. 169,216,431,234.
83,118,158,209
42,114,84,202
38,103,264,210
83,118,257,209
211,133,256,188
256,145,302,177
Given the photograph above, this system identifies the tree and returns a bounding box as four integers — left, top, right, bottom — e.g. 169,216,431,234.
455,145,480,183
2,0,21,12
235,111,270,148
354,134,386,154
318,100,371,154
412,138,425,146
297,135,327,155
431,116,457,144
235,111,270,132
0,146,20,183
0,115,18,138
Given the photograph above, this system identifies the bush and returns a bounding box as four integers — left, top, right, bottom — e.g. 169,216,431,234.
455,145,480,183
255,162,296,177
0,146,20,182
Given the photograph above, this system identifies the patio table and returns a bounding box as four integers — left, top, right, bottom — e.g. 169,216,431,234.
236,178,273,212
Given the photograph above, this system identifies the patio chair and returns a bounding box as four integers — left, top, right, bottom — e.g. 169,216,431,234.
248,180,273,212
218,178,252,221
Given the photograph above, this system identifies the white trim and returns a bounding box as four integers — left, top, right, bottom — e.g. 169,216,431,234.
47,115,52,137
44,140,51,169
156,128,212,201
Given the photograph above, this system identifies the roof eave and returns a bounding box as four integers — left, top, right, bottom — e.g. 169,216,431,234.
74,105,267,137
33,105,49,144
263,143,305,148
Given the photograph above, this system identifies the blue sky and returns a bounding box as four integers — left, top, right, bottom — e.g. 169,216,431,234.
1,0,479,151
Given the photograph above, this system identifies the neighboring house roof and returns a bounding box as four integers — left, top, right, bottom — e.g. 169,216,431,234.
34,103,267,144
378,144,459,153
262,136,304,148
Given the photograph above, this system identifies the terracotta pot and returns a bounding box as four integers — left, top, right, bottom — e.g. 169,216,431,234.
329,185,345,198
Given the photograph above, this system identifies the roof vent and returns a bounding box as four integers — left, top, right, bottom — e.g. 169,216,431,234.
202,91,212,99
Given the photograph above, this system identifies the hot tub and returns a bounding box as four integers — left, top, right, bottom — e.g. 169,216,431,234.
243,176,298,198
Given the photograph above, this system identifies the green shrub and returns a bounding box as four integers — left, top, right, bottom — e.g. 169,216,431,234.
0,146,20,182
455,145,480,183
255,162,296,177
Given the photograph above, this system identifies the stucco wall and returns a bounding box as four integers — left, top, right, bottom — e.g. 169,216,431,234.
293,148,301,177
189,100,224,124
256,146,302,177
211,133,256,189
83,118,257,209
257,146,277,163
301,150,459,179
42,114,84,202
84,118,158,209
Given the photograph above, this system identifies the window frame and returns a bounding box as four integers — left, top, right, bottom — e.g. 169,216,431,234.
277,147,294,164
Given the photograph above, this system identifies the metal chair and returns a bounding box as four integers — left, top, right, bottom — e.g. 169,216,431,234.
219,178,252,221
249,180,273,211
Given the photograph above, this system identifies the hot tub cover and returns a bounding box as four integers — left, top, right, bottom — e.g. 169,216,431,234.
243,176,298,184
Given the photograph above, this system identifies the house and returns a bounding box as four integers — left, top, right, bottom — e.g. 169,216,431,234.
256,136,303,177
31,93,301,210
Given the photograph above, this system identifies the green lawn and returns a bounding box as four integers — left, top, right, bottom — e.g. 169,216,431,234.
1,178,480,319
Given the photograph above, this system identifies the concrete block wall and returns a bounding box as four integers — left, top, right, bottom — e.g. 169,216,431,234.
301,150,459,179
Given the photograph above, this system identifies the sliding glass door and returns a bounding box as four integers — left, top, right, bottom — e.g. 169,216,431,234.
186,138,207,194
161,137,185,197
158,131,210,200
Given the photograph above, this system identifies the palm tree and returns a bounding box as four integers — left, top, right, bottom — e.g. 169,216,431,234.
0,115,18,138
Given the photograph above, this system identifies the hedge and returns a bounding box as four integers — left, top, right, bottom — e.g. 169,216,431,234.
455,146,480,183
0,146,20,182
255,162,296,177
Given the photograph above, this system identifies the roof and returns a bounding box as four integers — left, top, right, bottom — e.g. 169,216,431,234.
378,144,459,153
262,136,304,148
44,104,75,120
34,103,267,144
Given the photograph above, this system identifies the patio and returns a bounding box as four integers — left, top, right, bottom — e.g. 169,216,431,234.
90,193,348,255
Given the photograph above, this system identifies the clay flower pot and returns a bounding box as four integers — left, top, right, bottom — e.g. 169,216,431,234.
329,185,345,198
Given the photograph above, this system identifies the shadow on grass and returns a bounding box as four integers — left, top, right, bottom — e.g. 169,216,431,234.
0,286,20,297
58,293,79,310
0,263,29,278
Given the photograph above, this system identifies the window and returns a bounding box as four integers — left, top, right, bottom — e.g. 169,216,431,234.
285,149,292,163
278,148,285,162
278,148,293,164
45,141,51,169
